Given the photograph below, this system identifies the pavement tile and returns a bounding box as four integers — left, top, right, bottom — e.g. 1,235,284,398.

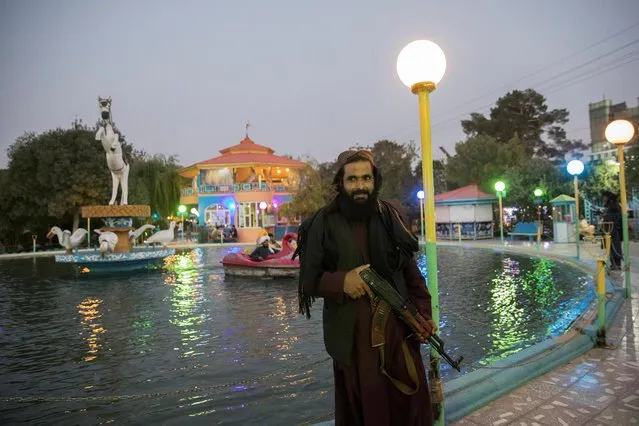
558,384,616,411
593,399,639,425
519,400,597,426
450,417,481,426
511,380,565,401
465,404,523,426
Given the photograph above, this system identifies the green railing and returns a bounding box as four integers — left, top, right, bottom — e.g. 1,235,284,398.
180,183,291,197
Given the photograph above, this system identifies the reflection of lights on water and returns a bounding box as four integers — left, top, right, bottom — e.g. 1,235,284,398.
482,257,570,363
77,297,106,362
521,258,563,311
267,296,300,358
163,249,205,286
485,257,526,361
166,250,208,359
501,258,520,275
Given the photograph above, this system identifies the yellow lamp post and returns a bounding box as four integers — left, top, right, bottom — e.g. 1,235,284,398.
417,190,425,243
495,181,506,244
567,160,584,259
397,39,446,425
605,119,636,298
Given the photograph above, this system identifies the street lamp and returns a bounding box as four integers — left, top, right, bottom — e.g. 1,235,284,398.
178,205,186,241
605,119,635,298
191,208,199,232
495,181,506,244
259,201,267,228
397,39,446,422
533,188,544,222
417,190,425,243
567,160,584,259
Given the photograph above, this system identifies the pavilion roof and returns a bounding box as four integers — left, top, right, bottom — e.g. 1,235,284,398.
180,135,306,171
434,183,496,202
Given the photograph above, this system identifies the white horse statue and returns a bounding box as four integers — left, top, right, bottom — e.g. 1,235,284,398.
95,97,129,205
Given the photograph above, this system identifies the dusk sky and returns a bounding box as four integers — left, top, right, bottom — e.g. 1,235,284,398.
1,0,638,169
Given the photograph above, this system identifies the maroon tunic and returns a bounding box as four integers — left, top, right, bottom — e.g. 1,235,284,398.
315,221,434,426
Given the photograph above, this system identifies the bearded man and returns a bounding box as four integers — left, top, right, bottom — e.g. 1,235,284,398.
298,150,437,426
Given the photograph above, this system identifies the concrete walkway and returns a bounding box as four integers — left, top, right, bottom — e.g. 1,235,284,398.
450,239,638,426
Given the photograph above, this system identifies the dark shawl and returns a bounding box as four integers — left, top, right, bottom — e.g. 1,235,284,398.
298,199,419,318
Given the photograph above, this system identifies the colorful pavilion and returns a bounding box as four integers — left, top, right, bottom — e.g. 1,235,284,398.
434,183,497,240
177,134,306,243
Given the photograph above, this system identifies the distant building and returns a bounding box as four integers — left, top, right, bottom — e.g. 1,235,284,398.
588,97,639,162
177,134,306,243
433,183,497,240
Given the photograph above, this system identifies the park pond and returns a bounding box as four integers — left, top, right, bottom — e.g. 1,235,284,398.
0,246,595,425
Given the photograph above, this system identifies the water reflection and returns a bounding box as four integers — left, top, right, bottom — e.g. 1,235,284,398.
267,295,300,359
521,258,563,316
0,247,595,425
164,249,208,359
485,258,527,360
76,297,106,362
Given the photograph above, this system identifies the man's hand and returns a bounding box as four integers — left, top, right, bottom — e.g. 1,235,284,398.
404,311,438,343
343,264,372,299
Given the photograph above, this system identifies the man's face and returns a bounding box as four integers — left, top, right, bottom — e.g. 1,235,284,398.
342,161,374,203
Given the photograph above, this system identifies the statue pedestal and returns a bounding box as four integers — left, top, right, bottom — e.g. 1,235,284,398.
102,227,133,253
82,205,151,253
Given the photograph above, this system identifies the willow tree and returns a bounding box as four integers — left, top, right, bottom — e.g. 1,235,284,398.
128,153,183,219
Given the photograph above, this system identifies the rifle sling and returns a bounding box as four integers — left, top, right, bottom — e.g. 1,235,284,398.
369,297,420,396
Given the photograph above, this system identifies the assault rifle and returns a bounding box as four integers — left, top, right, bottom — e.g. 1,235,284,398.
359,267,464,372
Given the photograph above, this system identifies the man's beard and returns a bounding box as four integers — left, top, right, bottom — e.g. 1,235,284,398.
338,189,378,221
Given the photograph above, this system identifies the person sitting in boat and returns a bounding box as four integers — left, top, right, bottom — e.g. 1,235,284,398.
249,236,271,261
268,233,282,254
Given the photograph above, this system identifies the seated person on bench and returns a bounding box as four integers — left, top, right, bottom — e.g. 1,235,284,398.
579,215,595,238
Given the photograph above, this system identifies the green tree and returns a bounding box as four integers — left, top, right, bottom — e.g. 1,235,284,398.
445,135,528,191
279,164,332,219
625,143,639,197
501,159,571,220
3,126,116,237
580,162,619,202
370,140,417,204
128,153,183,218
414,159,448,195
461,89,586,162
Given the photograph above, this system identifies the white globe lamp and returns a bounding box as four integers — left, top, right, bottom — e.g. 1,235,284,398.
567,160,584,176
396,40,446,92
605,119,635,145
